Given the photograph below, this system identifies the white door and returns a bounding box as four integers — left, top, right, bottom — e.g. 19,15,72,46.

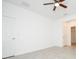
2,16,16,58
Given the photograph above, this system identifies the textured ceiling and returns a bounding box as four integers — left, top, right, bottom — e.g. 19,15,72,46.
3,0,76,20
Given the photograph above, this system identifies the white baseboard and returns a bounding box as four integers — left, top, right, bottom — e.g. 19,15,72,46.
14,45,63,57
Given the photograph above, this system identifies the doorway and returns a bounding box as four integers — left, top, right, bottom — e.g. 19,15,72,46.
71,26,76,47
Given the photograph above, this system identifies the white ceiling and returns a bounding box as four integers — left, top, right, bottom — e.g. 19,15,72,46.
3,0,76,20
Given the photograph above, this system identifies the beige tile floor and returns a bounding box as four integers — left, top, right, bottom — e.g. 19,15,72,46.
5,47,76,59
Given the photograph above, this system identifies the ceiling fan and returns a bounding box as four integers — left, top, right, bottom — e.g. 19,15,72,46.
43,0,67,11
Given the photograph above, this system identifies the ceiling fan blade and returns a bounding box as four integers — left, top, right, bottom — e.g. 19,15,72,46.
59,4,67,8
59,0,65,2
53,6,56,11
43,3,54,5
54,0,58,3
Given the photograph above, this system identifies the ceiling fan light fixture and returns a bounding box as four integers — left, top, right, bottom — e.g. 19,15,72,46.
43,0,67,11
55,3,59,7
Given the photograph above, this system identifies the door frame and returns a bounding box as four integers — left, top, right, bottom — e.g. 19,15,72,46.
2,15,16,58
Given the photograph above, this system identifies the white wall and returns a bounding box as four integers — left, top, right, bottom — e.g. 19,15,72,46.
63,20,76,46
3,1,63,57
